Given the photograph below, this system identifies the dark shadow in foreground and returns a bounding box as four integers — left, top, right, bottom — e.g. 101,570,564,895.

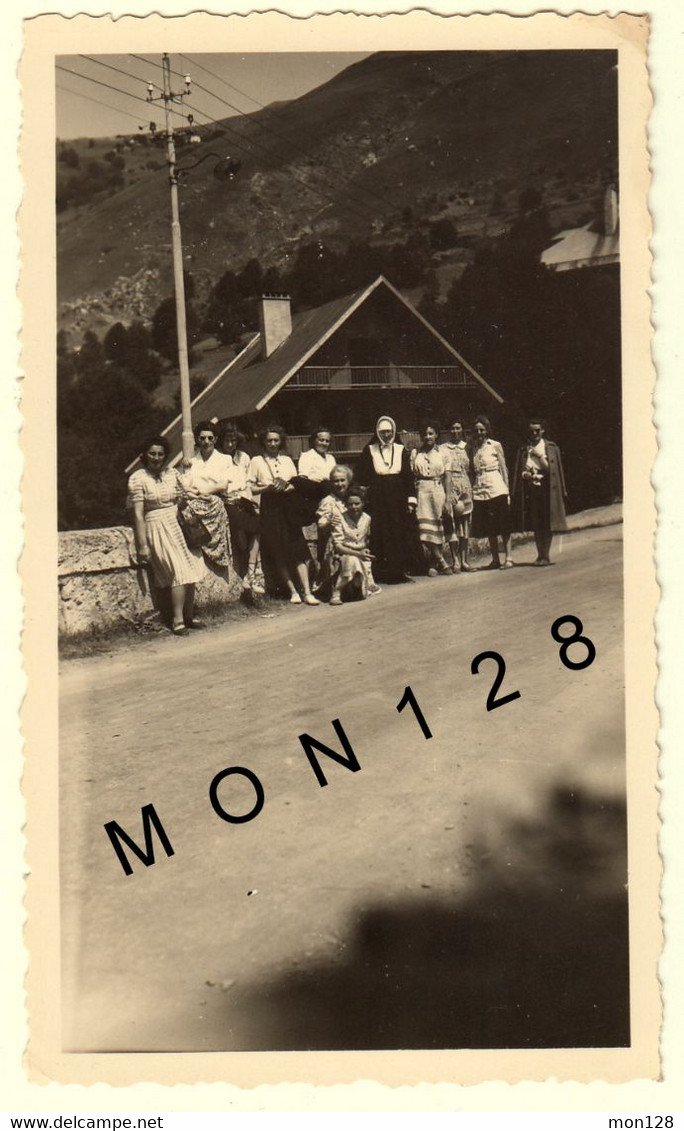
233,785,630,1050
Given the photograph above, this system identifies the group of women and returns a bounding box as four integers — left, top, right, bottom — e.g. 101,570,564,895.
127,413,567,634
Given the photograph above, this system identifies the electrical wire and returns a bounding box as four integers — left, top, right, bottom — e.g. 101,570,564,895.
56,63,187,123
61,59,374,227
56,81,148,129
77,52,376,226
132,52,387,225
180,96,375,226
177,51,403,215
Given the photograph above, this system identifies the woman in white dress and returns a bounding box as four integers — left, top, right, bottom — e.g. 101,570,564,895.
248,425,320,606
128,436,204,636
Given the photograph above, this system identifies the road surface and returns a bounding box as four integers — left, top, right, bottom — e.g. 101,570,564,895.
60,525,628,1051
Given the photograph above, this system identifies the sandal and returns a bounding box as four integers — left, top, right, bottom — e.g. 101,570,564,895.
329,594,342,606
185,618,205,629
500,558,514,570
246,564,266,596
304,594,320,606
172,623,189,636
289,592,302,604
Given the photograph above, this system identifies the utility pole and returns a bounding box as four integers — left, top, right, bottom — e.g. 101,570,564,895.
147,55,194,461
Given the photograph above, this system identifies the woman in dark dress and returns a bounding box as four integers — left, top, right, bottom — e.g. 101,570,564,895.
247,425,320,605
356,415,417,583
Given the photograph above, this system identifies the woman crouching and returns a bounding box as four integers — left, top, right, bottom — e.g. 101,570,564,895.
329,485,380,606
128,436,204,636
315,463,353,597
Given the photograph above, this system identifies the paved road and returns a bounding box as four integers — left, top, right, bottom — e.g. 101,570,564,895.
60,526,627,1051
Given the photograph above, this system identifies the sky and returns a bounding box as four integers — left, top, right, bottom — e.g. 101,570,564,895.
55,53,370,140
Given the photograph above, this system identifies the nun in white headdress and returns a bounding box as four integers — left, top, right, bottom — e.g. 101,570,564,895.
356,415,417,583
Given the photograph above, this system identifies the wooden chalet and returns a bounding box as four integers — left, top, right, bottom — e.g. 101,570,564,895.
162,275,503,461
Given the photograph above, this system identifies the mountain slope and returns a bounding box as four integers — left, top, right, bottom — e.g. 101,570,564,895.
57,49,617,339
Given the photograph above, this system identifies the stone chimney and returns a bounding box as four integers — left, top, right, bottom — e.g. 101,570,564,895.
258,294,292,359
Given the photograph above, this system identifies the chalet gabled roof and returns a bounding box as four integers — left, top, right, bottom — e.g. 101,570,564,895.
158,275,502,458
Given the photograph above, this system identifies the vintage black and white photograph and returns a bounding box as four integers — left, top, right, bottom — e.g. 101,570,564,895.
20,9,658,1083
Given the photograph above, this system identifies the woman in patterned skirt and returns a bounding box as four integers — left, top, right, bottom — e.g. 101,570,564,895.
178,420,232,572
440,419,474,572
128,436,204,636
410,422,452,576
217,420,263,594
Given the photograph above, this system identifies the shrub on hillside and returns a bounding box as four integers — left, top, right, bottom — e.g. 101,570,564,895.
428,218,458,251
152,290,201,362
58,145,80,169
57,330,167,529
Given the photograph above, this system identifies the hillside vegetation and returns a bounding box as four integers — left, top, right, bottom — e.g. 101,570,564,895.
57,49,617,342
56,50,621,532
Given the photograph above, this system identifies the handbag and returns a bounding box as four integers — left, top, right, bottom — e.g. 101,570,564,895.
236,496,259,516
178,501,211,548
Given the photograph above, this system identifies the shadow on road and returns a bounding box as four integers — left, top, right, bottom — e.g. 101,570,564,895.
230,784,629,1050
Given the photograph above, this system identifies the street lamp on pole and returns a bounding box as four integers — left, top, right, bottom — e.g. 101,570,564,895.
147,54,194,462
146,56,242,460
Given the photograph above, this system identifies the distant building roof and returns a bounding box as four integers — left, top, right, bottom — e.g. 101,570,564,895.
156,275,501,460
541,222,619,272
541,184,620,273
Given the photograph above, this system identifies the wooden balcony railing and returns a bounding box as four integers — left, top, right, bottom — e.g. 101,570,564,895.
285,365,476,389
287,431,422,459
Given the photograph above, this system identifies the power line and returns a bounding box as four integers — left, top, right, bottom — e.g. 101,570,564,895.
176,54,265,112
57,61,186,122
178,51,403,216
134,51,385,226
61,58,377,228
80,51,376,225
179,95,375,226
56,81,148,129
79,53,165,95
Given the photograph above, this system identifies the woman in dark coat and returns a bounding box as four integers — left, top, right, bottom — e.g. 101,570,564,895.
511,418,568,566
356,415,417,583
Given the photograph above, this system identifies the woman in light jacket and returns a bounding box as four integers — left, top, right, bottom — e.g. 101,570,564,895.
470,415,513,570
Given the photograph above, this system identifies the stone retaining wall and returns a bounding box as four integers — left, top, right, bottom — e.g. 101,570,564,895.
58,504,621,639
58,525,242,637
